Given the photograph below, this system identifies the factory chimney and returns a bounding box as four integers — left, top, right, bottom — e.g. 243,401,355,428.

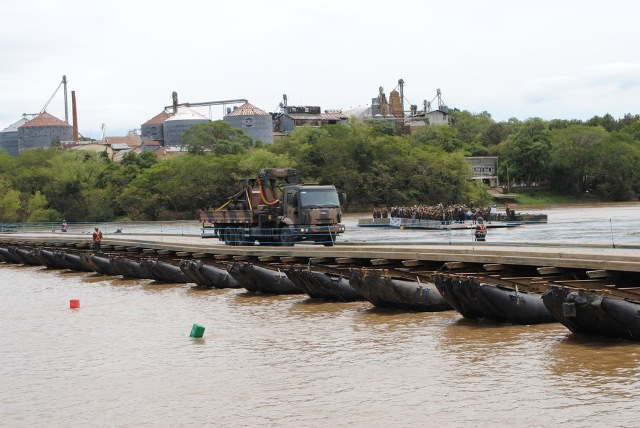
72,91,78,143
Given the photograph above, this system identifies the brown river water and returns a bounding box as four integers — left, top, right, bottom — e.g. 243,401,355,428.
2,205,640,427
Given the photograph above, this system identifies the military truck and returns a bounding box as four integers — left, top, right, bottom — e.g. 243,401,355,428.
199,168,345,246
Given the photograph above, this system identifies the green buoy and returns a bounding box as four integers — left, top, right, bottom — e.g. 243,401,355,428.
190,323,205,338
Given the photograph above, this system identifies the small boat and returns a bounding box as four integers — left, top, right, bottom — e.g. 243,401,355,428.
349,269,451,312
285,266,364,302
434,274,555,324
179,259,242,289
542,285,640,341
227,262,304,294
139,258,189,283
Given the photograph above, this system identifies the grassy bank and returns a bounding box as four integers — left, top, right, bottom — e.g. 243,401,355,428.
497,190,589,207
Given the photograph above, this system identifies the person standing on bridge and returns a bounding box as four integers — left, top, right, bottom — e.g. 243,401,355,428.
475,217,487,242
92,227,103,254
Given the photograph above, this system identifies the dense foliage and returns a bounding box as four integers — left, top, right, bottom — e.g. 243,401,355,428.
0,111,638,222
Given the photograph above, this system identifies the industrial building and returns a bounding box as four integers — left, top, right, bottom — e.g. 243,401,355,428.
162,107,208,147
467,156,499,187
17,111,73,152
0,116,30,156
141,111,170,145
337,84,452,134
223,102,274,144
275,105,348,134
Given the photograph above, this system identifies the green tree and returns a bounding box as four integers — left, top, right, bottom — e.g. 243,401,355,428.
365,119,397,136
451,110,494,147
483,122,515,148
586,113,617,132
237,149,294,178
549,125,608,195
586,134,640,200
118,174,165,220
499,118,552,186
181,121,253,155
26,191,60,222
11,148,56,194
122,150,159,169
409,124,463,152
0,188,21,222
42,151,113,221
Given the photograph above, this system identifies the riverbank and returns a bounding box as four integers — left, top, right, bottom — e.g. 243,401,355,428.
488,188,639,209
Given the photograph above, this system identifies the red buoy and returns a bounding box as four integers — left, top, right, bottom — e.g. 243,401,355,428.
70,299,80,309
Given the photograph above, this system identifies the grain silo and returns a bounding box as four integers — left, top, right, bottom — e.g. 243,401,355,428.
18,111,72,152
162,107,208,147
0,116,30,156
141,110,170,145
224,102,273,144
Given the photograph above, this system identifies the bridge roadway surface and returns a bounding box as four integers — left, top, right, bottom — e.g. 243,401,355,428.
2,231,640,273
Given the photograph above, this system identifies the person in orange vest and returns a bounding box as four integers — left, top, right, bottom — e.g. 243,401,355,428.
92,227,103,253
474,217,487,242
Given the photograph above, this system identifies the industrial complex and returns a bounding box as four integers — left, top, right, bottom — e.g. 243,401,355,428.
0,76,453,160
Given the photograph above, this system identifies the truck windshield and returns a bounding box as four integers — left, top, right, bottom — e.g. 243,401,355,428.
299,190,340,208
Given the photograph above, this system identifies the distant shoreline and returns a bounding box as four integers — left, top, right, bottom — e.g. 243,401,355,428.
506,200,640,211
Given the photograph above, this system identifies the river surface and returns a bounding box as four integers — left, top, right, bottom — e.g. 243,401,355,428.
2,204,640,427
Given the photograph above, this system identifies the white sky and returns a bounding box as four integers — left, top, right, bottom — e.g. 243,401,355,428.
1,0,639,138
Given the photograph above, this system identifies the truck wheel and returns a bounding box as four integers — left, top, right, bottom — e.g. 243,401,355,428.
279,226,294,246
222,228,233,245
236,228,253,246
224,227,239,246
323,232,335,247
232,227,243,246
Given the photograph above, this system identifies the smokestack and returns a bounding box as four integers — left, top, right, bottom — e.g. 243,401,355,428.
398,79,404,116
72,91,78,143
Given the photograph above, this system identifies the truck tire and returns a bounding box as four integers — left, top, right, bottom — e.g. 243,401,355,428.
323,232,336,247
222,228,232,245
231,227,242,246
279,226,294,246
236,228,253,246
223,227,238,246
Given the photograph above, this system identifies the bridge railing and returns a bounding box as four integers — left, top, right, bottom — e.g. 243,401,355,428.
0,221,203,237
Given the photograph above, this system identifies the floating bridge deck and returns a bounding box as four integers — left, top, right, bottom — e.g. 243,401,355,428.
1,232,640,275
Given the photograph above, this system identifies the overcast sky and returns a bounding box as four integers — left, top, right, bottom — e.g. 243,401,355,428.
1,0,639,138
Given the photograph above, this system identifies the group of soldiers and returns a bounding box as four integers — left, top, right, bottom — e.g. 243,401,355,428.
373,204,495,223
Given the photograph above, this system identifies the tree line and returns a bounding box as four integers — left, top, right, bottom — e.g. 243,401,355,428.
0,112,638,223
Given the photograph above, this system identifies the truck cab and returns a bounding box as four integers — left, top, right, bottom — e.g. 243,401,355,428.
282,184,345,245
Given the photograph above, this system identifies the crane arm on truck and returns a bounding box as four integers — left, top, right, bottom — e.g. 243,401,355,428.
258,178,280,206
216,187,251,211
258,168,301,184
255,168,300,206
